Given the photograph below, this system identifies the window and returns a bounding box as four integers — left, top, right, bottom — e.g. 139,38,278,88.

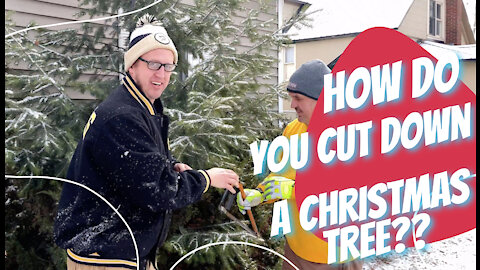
429,0,442,37
285,47,294,64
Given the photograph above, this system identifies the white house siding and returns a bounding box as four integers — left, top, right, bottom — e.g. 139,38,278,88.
6,0,280,100
461,60,476,93
398,0,431,41
5,0,118,100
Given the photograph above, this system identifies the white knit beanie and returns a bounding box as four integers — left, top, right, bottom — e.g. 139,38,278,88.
124,14,178,72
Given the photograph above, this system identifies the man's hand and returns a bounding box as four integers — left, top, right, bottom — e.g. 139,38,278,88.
206,168,239,194
262,176,295,200
174,163,192,172
236,189,263,215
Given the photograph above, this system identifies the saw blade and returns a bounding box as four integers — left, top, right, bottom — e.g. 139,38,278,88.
219,205,263,241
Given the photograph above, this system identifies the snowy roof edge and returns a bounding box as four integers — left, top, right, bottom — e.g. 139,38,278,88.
285,0,313,5
419,40,476,60
288,0,415,41
290,27,399,43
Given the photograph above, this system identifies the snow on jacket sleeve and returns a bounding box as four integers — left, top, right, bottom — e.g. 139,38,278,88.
92,111,209,212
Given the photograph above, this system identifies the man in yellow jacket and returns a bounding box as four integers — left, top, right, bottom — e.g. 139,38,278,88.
237,60,362,270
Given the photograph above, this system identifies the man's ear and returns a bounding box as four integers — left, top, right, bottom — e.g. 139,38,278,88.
128,65,135,77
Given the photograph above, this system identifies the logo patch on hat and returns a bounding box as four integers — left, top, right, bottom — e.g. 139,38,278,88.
154,33,170,45
288,82,297,89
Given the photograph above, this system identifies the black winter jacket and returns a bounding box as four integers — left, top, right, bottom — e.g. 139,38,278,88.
54,73,211,269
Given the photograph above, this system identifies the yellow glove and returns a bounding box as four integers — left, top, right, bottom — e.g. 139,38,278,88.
236,189,264,215
261,176,295,201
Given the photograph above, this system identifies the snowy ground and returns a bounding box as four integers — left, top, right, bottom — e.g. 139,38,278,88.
363,229,476,270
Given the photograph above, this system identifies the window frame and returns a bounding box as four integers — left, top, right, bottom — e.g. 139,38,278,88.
428,0,443,38
284,46,295,64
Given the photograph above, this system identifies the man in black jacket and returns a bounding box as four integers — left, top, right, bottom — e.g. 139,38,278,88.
54,14,239,270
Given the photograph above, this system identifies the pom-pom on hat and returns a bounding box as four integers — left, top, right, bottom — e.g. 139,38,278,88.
124,14,178,71
286,59,331,100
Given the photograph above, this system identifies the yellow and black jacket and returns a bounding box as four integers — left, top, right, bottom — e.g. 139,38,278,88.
54,73,211,269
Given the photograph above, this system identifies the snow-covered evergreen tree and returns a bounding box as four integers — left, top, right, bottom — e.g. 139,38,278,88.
5,15,103,270
5,0,310,268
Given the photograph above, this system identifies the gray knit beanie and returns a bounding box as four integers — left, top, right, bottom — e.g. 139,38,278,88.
287,59,331,100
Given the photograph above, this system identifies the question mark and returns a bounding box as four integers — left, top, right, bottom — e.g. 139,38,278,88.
411,213,431,250
391,216,410,253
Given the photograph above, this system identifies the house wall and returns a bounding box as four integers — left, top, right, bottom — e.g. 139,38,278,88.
294,36,355,69
231,0,279,88
281,1,308,82
459,4,476,44
399,0,475,44
281,36,355,116
277,0,307,114
6,0,280,100
283,1,302,25
461,60,476,93
5,0,116,100
398,0,431,41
